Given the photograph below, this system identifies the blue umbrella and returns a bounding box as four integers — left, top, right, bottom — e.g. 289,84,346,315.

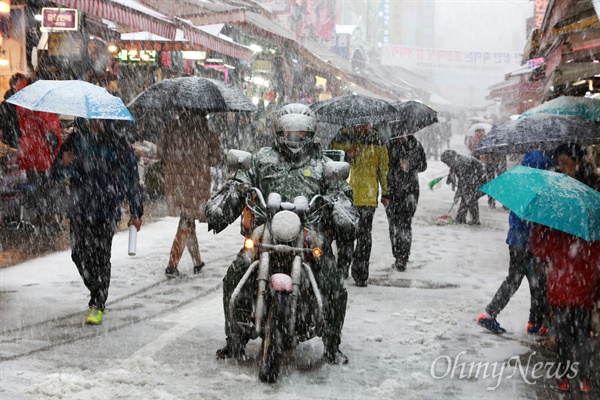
480,166,600,241
520,96,600,121
6,80,134,121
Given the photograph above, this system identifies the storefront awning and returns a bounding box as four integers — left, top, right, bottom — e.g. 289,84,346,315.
128,0,247,26
344,82,395,102
52,0,177,39
51,0,253,61
551,62,600,86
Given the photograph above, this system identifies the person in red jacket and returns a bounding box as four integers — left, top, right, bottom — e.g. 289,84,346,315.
14,78,63,230
530,225,600,392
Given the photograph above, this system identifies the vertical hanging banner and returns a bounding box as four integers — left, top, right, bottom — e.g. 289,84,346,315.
534,0,549,29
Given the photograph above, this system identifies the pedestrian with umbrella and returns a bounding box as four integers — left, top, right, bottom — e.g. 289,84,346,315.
476,151,552,336
51,118,143,325
480,146,600,393
8,79,143,325
331,123,389,286
532,145,600,393
160,110,221,277
127,77,256,277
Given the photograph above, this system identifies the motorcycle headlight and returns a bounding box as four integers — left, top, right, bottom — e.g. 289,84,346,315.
271,210,302,243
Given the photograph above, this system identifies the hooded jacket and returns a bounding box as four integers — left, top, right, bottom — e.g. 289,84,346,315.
440,149,486,201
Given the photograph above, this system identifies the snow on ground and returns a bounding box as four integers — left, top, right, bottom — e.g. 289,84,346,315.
0,134,557,399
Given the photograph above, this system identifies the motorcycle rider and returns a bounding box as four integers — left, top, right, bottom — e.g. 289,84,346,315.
210,103,356,365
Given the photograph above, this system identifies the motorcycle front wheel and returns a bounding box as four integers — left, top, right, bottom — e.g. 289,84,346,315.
258,292,288,383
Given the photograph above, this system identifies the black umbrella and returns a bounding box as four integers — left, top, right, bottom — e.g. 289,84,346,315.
127,77,256,142
475,113,600,154
389,100,438,137
128,77,256,113
310,95,398,126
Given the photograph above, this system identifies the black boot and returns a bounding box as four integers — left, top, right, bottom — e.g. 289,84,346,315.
324,344,349,365
216,338,247,360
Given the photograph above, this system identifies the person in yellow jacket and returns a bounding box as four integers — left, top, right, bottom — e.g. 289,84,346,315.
332,123,389,287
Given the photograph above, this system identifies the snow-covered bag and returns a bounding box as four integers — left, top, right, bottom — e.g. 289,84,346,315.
205,180,245,234
329,193,359,240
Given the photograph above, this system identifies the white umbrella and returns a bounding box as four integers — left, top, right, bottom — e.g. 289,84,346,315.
467,122,493,137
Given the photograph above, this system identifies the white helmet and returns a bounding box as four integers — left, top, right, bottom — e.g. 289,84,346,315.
273,103,317,160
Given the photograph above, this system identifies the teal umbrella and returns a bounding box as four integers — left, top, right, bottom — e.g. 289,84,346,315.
480,166,600,241
519,96,600,120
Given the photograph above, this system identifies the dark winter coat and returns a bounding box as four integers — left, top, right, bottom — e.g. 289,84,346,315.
386,136,427,200
50,124,143,223
530,224,600,310
440,149,486,202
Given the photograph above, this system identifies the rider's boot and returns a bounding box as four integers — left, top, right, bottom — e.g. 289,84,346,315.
323,338,349,365
216,337,247,360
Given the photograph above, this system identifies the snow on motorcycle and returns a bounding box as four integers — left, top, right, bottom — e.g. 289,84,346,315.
216,149,355,383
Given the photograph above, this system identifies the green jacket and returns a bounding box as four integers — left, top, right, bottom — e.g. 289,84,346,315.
332,130,389,207
237,143,353,202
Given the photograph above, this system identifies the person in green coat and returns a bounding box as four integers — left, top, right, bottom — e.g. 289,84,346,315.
209,103,357,365
332,124,389,286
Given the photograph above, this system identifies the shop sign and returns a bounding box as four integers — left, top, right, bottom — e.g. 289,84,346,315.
41,8,78,31
318,92,332,101
252,60,272,72
48,32,82,57
264,91,276,102
528,57,544,69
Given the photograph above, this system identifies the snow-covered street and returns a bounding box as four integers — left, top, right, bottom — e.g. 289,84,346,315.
0,136,578,399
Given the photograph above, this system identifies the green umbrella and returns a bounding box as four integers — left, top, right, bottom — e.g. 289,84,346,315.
480,166,600,241
519,96,600,121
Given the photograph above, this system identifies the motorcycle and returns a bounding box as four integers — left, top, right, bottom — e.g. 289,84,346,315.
225,149,351,383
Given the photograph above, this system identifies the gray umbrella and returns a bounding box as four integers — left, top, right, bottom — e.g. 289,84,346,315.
475,113,600,154
310,95,398,127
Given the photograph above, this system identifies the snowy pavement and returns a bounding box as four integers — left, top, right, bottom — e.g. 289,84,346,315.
0,137,582,399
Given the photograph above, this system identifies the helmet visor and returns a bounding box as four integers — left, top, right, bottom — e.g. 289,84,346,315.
278,131,314,153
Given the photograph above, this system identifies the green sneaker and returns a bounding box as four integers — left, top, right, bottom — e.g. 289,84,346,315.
86,307,103,325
